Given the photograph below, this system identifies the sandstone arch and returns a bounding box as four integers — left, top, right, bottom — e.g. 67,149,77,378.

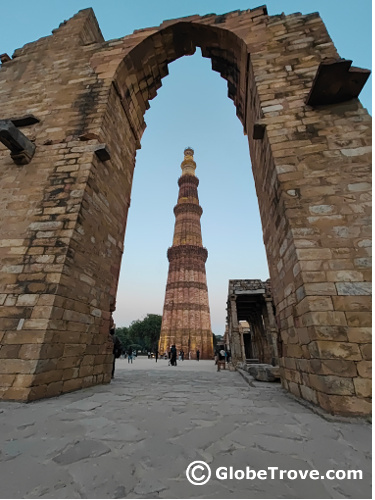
0,7,371,415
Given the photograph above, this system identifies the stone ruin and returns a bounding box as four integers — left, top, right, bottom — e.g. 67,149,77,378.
0,7,371,415
226,279,281,382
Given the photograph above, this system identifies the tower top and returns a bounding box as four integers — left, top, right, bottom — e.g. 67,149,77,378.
181,147,196,176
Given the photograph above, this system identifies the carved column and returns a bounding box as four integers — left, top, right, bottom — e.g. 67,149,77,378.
264,297,279,365
229,295,244,364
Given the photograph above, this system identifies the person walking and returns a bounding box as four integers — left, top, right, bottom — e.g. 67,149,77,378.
214,349,219,366
127,346,133,364
196,349,200,361
226,349,231,363
155,350,159,363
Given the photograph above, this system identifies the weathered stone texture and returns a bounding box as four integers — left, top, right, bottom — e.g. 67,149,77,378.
0,7,371,413
226,279,278,366
159,150,213,359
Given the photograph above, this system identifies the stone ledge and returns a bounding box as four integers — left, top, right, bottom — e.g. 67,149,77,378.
246,363,281,382
283,388,372,424
237,368,255,387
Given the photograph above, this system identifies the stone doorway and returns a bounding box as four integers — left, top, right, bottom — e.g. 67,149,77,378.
0,7,371,415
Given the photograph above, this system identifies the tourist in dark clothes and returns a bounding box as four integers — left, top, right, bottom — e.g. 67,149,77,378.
170,344,177,366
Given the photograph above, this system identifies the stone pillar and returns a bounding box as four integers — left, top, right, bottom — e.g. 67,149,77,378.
264,298,279,365
229,296,243,365
0,10,135,401
245,19,371,415
251,312,271,364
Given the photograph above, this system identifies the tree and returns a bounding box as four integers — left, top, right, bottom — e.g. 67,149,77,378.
115,326,132,350
140,314,162,350
213,333,224,350
126,314,162,352
116,326,128,345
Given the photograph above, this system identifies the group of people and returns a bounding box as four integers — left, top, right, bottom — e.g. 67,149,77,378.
109,326,142,377
166,349,186,362
214,347,231,371
166,347,201,366
127,346,137,363
110,325,231,378
147,350,160,362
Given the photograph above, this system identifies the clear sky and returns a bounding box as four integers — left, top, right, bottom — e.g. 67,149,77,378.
0,1,371,335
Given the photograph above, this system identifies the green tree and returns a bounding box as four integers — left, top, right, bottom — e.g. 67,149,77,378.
116,326,131,349
127,319,146,351
127,314,162,352
213,333,224,350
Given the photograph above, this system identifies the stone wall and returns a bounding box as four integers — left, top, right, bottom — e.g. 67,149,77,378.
0,7,371,414
244,14,371,415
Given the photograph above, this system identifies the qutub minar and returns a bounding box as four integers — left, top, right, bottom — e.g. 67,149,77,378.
158,148,214,359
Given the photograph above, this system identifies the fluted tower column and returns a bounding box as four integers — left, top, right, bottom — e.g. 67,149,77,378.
159,148,214,359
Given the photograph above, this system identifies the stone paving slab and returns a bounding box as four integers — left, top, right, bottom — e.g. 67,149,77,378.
0,358,371,499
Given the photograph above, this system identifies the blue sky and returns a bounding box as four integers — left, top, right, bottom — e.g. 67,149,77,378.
1,1,371,334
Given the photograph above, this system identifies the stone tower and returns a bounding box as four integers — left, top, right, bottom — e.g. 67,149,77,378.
159,148,214,359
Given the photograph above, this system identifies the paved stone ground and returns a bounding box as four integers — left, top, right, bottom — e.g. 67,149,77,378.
0,358,371,499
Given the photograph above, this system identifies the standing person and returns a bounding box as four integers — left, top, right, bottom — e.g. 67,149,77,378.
178,350,182,361
148,351,151,359
170,344,177,366
226,349,231,363
127,346,133,364
110,327,122,379
181,350,184,361
155,350,159,363
217,348,225,371
214,349,219,366
196,349,200,361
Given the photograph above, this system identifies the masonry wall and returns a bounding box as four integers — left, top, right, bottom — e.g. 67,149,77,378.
244,13,371,415
0,11,125,399
0,7,371,414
